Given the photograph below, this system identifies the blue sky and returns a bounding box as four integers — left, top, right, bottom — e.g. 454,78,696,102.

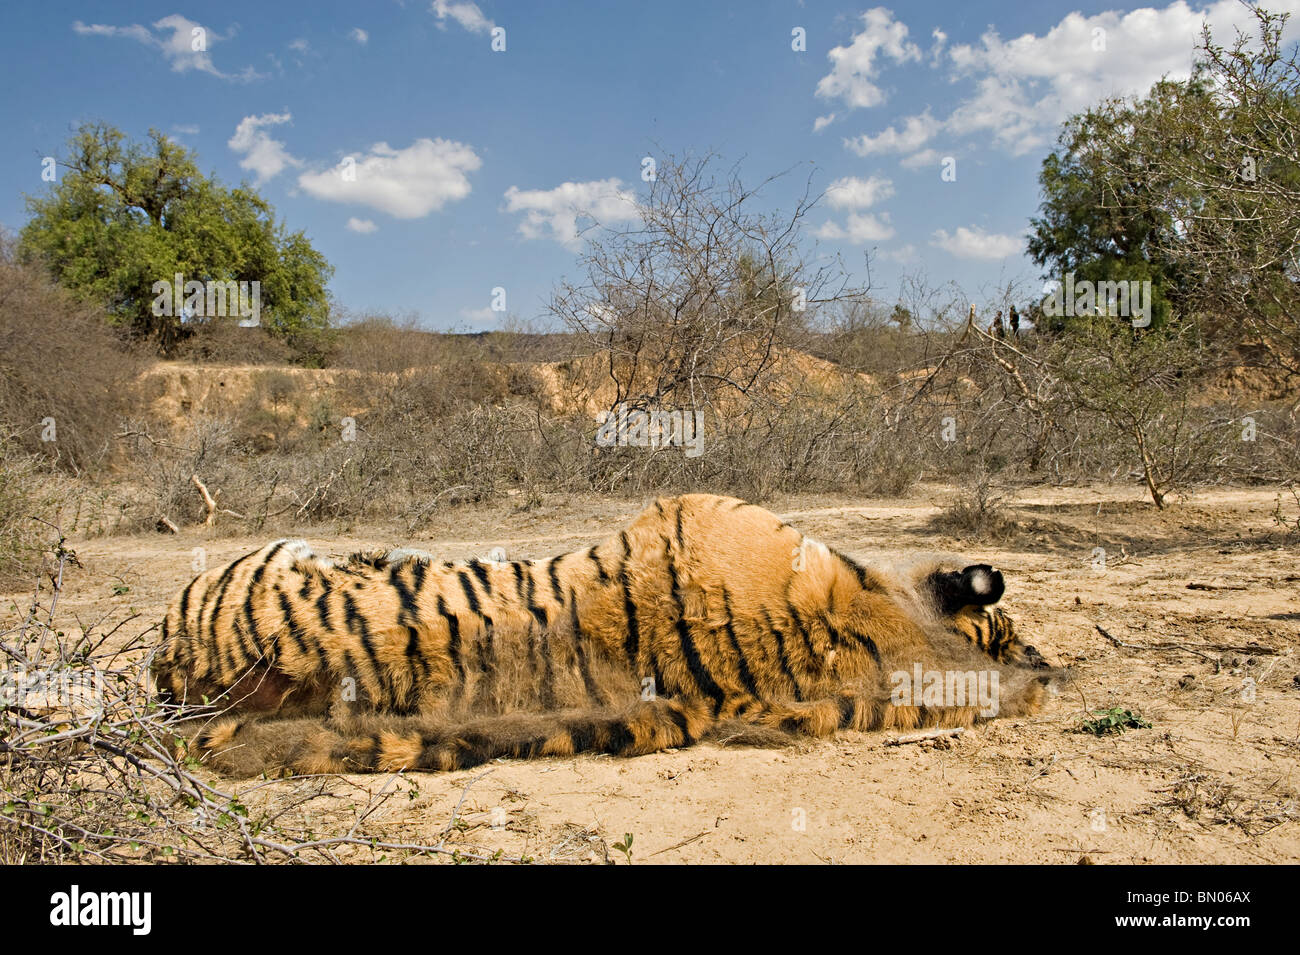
2,0,1296,329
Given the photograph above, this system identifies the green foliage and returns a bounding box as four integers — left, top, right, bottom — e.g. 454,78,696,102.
1077,707,1153,736
19,122,333,355
612,832,634,864
1027,80,1200,330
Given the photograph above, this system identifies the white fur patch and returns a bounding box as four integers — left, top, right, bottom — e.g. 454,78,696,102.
970,568,992,595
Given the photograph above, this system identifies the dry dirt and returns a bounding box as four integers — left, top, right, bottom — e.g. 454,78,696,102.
10,483,1299,864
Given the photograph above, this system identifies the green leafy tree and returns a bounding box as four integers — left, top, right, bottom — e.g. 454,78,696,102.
1026,80,1205,330
20,122,332,354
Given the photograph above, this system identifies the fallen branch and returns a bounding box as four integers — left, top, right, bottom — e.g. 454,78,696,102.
1187,582,1248,591
647,830,712,858
1095,625,1278,659
191,474,244,527
886,727,964,746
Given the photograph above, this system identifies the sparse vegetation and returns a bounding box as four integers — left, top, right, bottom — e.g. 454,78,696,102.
1077,707,1153,736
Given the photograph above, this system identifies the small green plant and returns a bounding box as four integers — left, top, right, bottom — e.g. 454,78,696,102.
612,832,634,864
1077,707,1152,736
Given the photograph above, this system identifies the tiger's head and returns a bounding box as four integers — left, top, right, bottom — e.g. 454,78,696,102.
924,563,1047,669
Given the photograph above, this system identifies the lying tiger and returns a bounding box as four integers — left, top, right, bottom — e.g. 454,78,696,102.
153,493,1054,776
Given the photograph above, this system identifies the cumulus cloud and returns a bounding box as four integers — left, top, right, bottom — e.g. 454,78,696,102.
815,7,922,110
816,212,895,243
351,27,369,44
930,226,1022,260
346,217,378,234
502,178,640,249
898,148,941,170
227,112,301,184
72,14,259,80
431,0,495,34
298,138,482,218
844,110,939,156
824,175,894,209
830,1,1300,159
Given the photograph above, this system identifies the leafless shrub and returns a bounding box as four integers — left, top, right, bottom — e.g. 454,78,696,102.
0,532,521,864
0,235,147,473
933,471,1016,541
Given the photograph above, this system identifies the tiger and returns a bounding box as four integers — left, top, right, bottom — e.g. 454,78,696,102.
152,493,1055,777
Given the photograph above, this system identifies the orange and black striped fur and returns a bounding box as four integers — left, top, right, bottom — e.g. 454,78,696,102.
153,494,1054,776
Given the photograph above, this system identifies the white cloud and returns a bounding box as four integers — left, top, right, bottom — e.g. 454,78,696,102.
171,123,200,136
73,15,259,81
841,1,1300,160
929,27,947,65
298,138,482,218
289,37,309,53
899,148,940,170
346,217,378,234
503,178,640,249
815,7,922,110
826,2,1300,159
930,226,1022,260
431,0,495,34
813,113,837,132
816,212,895,243
351,27,369,45
460,306,496,323
824,175,894,210
844,110,939,156
227,113,301,184
882,243,918,263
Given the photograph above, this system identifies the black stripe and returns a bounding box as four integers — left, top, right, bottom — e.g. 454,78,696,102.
276,589,313,661
389,564,420,620
342,591,388,706
666,541,726,714
663,703,696,744
241,541,288,657
410,557,428,596
315,588,333,632
618,554,640,666
569,587,604,704
546,556,564,604
457,570,482,617
837,693,859,728
760,607,804,701
786,601,820,663
674,501,686,551
404,625,429,699
202,548,263,666
436,595,465,702
539,627,556,710
468,559,493,595
832,547,874,591
587,546,610,584
522,563,548,627
721,588,761,698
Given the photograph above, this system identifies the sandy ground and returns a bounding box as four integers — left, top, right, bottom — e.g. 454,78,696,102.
10,483,1299,864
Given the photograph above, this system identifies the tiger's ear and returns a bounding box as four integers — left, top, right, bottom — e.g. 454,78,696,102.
928,564,1005,614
